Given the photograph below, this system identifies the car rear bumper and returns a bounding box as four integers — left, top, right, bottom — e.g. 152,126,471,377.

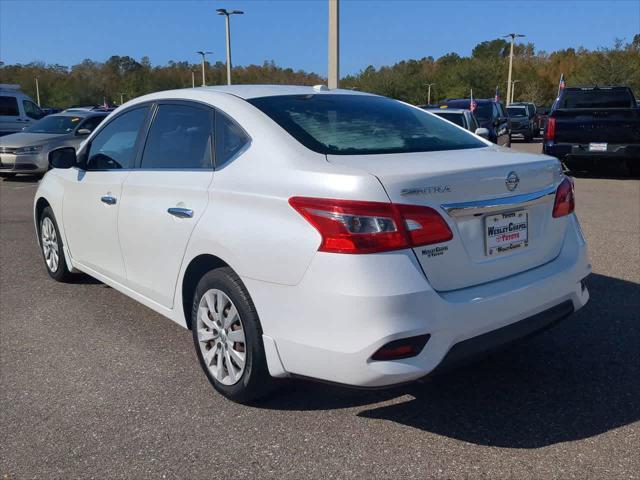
245,214,591,387
543,142,640,160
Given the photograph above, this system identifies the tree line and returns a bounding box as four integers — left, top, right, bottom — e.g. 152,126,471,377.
1,36,638,108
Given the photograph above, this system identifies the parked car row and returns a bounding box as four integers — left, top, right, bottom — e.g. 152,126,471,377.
0,110,108,177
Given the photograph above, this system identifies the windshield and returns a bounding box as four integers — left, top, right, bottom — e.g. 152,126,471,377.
248,95,485,155
25,115,82,134
433,112,465,127
507,107,527,117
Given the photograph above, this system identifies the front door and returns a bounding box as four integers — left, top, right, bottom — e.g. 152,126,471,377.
62,105,150,283
118,103,214,307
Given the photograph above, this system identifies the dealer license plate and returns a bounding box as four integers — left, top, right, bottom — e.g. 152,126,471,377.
485,210,529,256
589,142,607,152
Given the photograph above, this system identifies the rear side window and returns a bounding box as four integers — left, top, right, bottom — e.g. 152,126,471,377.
434,112,465,128
249,95,484,155
87,106,149,170
0,96,19,116
215,110,250,168
78,115,106,134
141,104,213,169
559,89,635,109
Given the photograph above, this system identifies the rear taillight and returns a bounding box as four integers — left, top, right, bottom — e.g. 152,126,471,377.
545,117,556,141
552,177,575,218
289,197,453,254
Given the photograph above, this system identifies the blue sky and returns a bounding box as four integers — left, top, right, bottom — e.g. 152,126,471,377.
1,0,638,75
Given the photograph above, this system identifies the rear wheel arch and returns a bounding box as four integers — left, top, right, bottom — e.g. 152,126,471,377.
182,254,232,330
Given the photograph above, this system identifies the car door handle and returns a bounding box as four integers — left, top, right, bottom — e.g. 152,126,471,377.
100,195,117,205
167,207,193,218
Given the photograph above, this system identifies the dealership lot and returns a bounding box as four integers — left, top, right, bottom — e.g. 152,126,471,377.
1,142,639,479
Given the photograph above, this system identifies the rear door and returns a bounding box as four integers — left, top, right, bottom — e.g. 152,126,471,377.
118,102,214,308
328,149,566,291
495,103,510,145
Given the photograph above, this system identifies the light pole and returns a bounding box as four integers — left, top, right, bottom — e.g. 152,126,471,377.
191,71,195,88
196,51,213,87
328,0,339,89
119,92,126,105
34,76,41,106
424,83,435,105
511,80,521,103
216,8,244,85
503,33,525,106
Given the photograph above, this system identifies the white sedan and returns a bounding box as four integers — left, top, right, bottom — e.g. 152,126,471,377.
34,85,591,403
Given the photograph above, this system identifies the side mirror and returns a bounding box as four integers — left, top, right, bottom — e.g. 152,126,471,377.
475,128,490,139
76,128,92,136
49,147,77,169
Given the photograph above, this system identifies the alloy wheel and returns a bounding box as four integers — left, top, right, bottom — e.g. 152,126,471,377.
41,217,59,273
196,289,246,385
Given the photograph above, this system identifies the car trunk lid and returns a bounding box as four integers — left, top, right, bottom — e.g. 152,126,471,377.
327,147,567,291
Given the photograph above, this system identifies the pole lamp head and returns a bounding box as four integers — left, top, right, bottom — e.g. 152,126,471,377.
217,8,244,15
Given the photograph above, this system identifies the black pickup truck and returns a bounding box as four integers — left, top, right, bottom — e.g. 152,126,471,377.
543,86,640,174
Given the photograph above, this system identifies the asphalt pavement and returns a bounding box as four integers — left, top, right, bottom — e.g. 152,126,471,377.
1,141,639,479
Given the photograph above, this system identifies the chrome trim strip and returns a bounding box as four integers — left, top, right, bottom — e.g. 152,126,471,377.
441,185,556,217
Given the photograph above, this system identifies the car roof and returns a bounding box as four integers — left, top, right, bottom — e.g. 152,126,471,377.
51,111,108,119
189,84,373,100
443,98,496,104
428,108,468,114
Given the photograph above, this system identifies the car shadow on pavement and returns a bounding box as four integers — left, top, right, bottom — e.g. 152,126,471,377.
259,273,640,448
570,166,639,180
2,175,41,183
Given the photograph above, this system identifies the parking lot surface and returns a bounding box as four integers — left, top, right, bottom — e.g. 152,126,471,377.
1,141,639,479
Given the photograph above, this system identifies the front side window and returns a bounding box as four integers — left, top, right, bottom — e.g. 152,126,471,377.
249,95,485,155
215,110,250,168
23,100,44,120
87,106,149,170
141,104,212,169
0,96,20,116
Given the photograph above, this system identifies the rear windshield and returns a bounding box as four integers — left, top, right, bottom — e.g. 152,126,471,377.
507,107,527,117
248,95,485,155
25,115,82,134
433,111,465,127
558,89,635,109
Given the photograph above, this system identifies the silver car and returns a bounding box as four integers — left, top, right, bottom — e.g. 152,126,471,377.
0,111,107,177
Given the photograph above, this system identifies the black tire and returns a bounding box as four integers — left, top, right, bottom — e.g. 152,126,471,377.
39,206,74,282
191,267,274,403
0,173,16,179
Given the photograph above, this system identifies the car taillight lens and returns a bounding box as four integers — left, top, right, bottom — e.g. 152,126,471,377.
289,197,453,254
552,177,575,218
545,117,556,141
